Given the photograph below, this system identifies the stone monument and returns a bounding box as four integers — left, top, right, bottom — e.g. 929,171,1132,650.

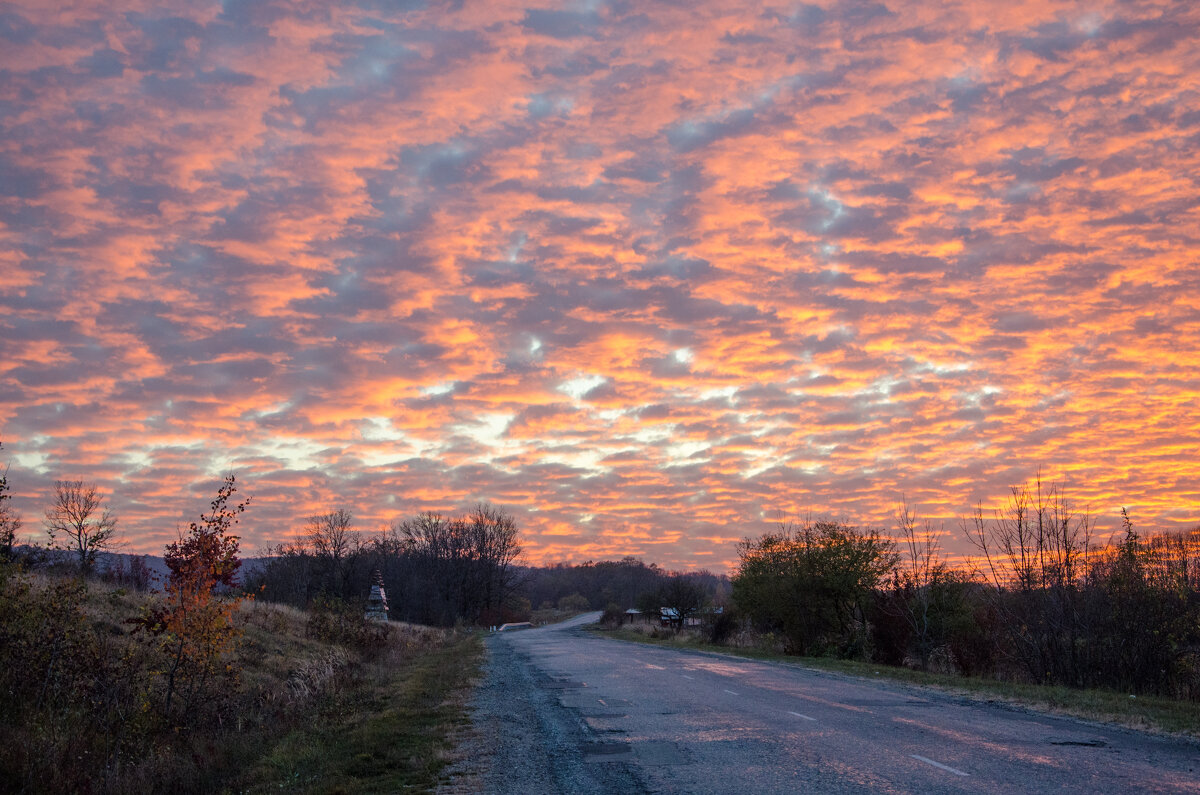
365,569,389,622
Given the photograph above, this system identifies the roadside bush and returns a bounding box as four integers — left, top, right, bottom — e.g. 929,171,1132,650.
707,610,739,645
874,567,986,673
733,521,897,656
868,591,909,667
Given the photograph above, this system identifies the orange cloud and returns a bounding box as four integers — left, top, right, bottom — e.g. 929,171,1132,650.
0,0,1197,572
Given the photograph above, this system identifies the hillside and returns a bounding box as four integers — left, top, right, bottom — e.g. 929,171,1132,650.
12,545,270,592
0,562,482,794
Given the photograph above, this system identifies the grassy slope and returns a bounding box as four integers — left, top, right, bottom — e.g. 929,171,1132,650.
0,567,484,794
237,629,483,794
593,625,1200,738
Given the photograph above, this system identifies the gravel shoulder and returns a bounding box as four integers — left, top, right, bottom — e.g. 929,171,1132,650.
439,615,645,794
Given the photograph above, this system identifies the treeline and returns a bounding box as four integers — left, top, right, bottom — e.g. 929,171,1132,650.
250,515,733,628
729,482,1200,701
249,504,525,627
523,556,728,614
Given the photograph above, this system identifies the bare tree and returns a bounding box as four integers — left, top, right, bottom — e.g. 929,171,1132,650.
307,508,355,561
396,503,524,625
888,499,981,671
305,508,356,598
965,473,1093,594
0,441,19,561
964,474,1094,684
44,480,117,573
895,498,938,667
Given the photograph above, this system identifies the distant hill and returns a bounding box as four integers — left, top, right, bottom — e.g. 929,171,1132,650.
11,545,267,591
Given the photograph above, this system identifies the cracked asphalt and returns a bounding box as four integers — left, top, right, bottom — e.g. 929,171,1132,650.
458,613,1200,794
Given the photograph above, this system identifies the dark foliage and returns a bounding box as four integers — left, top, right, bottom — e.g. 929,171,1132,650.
708,609,739,644
600,602,625,626
733,520,897,657
727,485,1200,701
305,596,390,656
524,557,670,612
251,503,525,627
0,441,19,562
99,555,157,592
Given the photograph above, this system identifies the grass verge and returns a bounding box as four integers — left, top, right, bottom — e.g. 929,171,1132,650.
592,625,1200,738
238,629,484,794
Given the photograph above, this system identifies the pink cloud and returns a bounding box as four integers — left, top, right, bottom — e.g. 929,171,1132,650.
1,0,1197,570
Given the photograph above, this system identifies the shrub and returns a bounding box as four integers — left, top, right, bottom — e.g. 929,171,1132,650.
708,610,738,645
306,596,390,655
600,602,624,626
733,520,897,656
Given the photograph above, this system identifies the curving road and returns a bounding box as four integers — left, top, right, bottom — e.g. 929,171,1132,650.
466,612,1200,794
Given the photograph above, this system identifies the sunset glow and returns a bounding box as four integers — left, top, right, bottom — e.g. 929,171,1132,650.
2,0,1198,569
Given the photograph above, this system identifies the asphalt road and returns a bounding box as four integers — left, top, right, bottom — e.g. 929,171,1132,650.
468,612,1200,794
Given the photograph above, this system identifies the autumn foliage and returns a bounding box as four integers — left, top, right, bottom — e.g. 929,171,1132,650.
139,474,248,720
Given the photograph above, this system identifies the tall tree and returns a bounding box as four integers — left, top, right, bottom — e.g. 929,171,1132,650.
964,476,1095,685
305,508,356,598
396,503,523,625
656,575,707,628
44,480,117,573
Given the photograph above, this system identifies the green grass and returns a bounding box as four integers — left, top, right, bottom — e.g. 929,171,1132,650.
593,625,1200,737
237,631,484,794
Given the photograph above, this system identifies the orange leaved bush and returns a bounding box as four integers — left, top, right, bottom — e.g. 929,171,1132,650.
136,474,250,722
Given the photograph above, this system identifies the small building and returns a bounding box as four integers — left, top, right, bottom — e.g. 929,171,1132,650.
659,605,722,627
623,608,651,625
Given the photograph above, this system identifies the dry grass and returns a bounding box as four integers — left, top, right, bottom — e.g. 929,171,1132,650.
237,626,483,794
0,565,484,793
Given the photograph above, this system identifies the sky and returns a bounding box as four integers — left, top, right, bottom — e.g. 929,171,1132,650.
1,0,1198,571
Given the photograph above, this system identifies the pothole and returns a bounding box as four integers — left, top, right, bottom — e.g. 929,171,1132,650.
544,680,586,689
1049,739,1107,747
583,742,633,760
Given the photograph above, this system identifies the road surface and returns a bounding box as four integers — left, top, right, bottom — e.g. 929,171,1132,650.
463,612,1199,794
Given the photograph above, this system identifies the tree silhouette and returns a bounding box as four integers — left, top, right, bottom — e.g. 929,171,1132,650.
44,480,117,573
0,441,19,561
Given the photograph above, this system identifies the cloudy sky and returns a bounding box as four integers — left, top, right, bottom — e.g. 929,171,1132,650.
1,0,1197,569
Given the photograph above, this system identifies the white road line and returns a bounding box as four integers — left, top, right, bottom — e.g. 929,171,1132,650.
681,675,695,680
910,755,969,777
723,689,739,695
597,698,607,706
788,711,817,721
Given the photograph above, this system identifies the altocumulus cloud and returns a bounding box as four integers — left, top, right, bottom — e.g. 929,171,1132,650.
0,0,1198,568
